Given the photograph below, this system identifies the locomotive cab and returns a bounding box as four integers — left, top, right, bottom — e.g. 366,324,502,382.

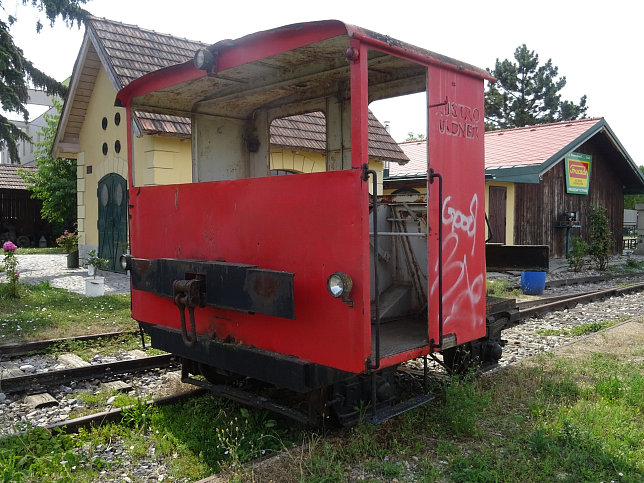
117,20,494,424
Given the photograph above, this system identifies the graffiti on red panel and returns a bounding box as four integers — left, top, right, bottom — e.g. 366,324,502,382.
431,194,484,330
437,102,481,140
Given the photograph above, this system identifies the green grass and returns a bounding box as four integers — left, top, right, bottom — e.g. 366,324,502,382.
486,278,521,297
606,259,644,274
0,395,301,482
536,318,626,337
15,247,65,255
1,351,641,482
246,351,642,482
0,281,135,343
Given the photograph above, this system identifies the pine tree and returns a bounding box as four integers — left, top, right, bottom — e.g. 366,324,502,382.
485,45,587,130
1,0,89,163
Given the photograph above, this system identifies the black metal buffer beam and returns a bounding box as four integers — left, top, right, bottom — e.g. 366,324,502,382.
129,257,295,319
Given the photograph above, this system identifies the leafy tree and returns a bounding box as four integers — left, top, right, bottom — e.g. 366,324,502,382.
624,165,644,209
485,45,588,130
1,0,89,163
18,99,76,228
405,132,425,141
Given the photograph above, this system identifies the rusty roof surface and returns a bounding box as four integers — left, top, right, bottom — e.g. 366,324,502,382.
271,111,408,163
58,17,406,160
485,118,603,168
88,16,208,89
0,165,36,190
88,16,207,137
390,118,606,175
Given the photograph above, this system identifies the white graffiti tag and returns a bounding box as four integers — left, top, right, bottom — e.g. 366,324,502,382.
441,194,478,255
431,193,484,332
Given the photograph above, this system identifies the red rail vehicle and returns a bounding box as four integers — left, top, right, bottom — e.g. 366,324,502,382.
116,20,544,425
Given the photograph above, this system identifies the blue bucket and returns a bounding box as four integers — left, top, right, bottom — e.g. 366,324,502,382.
520,271,546,295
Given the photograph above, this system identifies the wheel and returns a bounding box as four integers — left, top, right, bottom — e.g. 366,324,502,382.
442,343,479,374
198,363,241,385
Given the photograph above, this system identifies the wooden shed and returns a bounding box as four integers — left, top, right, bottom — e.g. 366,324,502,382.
486,118,644,258
0,165,50,247
386,118,644,258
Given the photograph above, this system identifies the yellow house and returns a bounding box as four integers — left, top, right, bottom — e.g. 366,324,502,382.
53,17,407,272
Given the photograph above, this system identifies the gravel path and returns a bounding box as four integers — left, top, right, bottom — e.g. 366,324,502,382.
3,254,130,295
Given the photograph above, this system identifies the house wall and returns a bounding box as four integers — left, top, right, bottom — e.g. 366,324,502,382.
513,138,623,258
270,149,325,174
77,67,192,259
270,149,384,194
485,181,516,244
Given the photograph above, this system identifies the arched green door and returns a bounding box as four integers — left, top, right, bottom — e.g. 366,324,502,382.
98,174,127,273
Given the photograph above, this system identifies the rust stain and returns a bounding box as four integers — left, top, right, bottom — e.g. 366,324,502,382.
252,273,277,299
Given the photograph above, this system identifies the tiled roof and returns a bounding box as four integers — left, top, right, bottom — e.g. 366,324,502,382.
0,165,36,190
389,118,606,176
88,17,208,88
58,17,406,161
389,140,427,175
271,111,408,163
485,118,603,168
87,16,208,137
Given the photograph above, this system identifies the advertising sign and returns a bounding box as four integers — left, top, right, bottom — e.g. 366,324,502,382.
565,153,592,195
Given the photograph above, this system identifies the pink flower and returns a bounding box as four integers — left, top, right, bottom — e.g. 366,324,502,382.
3,241,17,252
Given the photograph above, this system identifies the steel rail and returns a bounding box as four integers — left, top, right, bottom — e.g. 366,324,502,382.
537,272,643,290
0,354,177,394
509,282,644,326
23,389,206,435
0,330,139,357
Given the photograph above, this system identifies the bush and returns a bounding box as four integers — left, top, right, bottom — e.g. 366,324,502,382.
588,206,613,271
568,236,589,272
2,241,20,297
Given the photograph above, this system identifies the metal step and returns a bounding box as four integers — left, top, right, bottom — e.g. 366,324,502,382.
366,393,435,425
376,284,412,320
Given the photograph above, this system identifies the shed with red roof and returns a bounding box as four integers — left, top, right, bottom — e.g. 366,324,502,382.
386,118,644,258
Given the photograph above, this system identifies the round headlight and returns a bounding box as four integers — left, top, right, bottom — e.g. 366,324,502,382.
194,48,215,71
327,272,353,298
119,254,132,271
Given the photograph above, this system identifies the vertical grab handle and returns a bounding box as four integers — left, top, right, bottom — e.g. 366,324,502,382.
364,167,380,372
429,168,443,351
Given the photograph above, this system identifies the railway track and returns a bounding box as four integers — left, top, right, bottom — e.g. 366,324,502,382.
41,388,206,434
0,329,140,357
0,353,177,395
508,281,644,324
2,278,643,437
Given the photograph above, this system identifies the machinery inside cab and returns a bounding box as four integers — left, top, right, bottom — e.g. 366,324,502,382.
117,21,493,407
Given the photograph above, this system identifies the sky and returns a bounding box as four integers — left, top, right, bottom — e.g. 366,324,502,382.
4,0,643,166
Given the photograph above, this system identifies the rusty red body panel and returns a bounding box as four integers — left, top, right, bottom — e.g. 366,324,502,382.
427,66,487,347
129,170,371,373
